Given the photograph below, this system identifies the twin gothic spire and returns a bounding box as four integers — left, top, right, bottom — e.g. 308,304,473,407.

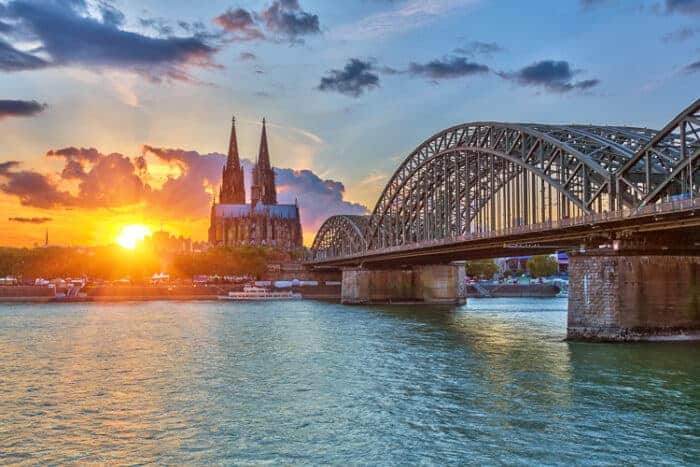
219,117,276,206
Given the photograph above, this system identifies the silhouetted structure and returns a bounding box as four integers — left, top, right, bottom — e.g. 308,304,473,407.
209,117,303,251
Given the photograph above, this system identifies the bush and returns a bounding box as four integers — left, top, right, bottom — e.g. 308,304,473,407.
526,255,558,278
465,259,498,280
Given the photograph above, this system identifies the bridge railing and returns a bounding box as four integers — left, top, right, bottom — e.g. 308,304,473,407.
311,197,700,262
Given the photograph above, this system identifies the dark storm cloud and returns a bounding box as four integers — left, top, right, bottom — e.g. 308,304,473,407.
409,56,490,80
8,216,52,223
498,60,600,93
317,58,380,97
0,99,46,119
454,41,504,57
665,0,700,15
0,0,219,82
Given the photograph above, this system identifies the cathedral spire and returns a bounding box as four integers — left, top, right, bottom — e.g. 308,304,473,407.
251,117,277,205
227,116,241,169
257,117,270,170
219,115,246,204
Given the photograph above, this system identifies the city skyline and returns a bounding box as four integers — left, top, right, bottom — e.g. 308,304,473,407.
0,0,698,246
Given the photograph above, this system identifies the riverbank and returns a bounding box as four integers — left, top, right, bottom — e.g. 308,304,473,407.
0,284,342,303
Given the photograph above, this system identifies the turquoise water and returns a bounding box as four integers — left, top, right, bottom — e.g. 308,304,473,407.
0,299,698,465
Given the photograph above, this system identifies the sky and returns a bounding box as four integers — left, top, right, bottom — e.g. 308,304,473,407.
0,0,698,247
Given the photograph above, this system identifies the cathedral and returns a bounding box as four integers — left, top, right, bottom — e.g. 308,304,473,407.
208,117,303,251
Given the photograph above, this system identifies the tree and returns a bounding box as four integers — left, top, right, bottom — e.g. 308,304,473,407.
465,259,498,279
526,255,558,278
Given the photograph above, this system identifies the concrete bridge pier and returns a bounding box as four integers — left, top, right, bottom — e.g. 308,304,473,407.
567,250,700,341
341,263,466,305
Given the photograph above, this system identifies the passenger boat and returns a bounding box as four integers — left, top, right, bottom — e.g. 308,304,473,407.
218,285,302,301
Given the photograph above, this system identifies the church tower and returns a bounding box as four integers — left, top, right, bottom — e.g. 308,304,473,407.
251,118,277,205
219,116,246,204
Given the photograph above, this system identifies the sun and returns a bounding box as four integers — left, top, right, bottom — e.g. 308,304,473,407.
116,224,152,250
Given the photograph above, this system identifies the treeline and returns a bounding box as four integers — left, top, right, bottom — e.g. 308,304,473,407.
0,246,282,280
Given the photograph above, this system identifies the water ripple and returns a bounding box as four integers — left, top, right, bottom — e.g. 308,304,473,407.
0,299,698,465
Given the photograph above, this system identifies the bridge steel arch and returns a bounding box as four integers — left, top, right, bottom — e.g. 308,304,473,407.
310,99,700,259
311,215,369,261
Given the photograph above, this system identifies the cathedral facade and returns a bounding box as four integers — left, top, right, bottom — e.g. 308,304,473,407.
208,118,303,251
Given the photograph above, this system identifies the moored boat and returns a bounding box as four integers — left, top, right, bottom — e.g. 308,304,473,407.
218,285,302,301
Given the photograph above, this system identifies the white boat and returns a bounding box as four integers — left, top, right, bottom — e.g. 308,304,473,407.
218,285,302,301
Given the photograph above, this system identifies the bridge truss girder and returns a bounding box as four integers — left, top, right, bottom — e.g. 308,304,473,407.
311,215,368,261
310,99,700,261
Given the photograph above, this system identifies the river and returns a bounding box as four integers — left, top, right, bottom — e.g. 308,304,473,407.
0,299,698,464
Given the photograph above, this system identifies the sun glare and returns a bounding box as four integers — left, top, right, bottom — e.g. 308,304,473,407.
116,224,152,250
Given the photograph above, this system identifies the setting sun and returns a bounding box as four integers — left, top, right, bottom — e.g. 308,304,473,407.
116,225,152,250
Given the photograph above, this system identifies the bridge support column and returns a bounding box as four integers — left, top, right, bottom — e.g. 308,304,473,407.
567,251,700,341
341,263,466,305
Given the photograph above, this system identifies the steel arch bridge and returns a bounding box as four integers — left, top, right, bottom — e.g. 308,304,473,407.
311,99,700,264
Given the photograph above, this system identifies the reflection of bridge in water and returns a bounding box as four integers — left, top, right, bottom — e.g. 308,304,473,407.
308,100,700,342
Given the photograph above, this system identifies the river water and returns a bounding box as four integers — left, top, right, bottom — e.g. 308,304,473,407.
0,299,698,465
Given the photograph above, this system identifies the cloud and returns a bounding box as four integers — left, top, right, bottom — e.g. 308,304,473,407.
214,8,265,40
409,56,490,80
0,161,20,173
454,40,504,57
332,0,480,40
0,161,74,208
139,16,174,36
142,146,367,231
0,38,50,71
0,0,219,83
0,99,46,119
0,142,368,235
99,2,125,27
685,59,700,72
47,147,148,208
239,51,257,61
274,167,369,233
665,0,700,15
317,58,380,97
580,0,614,8
662,25,700,42
141,145,225,219
498,60,600,93
260,0,320,43
8,216,52,223
215,1,319,44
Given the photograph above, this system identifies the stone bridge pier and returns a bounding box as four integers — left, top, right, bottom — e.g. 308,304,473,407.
568,248,700,341
341,263,466,306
